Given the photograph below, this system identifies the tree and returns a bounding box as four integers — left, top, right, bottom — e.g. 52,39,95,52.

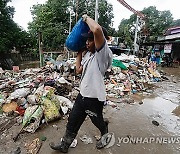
98,0,115,36
28,0,115,52
142,6,173,41
117,19,133,48
0,0,15,53
75,0,115,35
0,0,35,54
28,0,72,51
171,19,180,27
117,6,174,47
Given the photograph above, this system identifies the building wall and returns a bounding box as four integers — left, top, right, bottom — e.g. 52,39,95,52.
172,44,180,60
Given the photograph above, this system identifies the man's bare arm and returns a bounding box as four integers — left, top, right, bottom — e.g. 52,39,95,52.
76,51,83,74
82,15,105,50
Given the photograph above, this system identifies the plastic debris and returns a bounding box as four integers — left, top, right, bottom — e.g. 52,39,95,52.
40,136,47,141
2,101,18,113
152,120,160,126
25,138,42,154
23,105,43,133
96,132,115,149
41,97,60,122
80,135,93,144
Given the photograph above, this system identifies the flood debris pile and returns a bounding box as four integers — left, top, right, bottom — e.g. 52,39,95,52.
0,53,168,138
0,66,77,138
105,54,168,104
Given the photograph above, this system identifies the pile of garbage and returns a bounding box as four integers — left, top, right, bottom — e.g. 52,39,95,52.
0,66,78,136
105,54,167,101
0,53,168,136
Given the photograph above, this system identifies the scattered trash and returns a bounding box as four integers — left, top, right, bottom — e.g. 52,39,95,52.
2,101,18,113
116,143,121,147
41,97,60,122
13,66,20,72
40,136,47,141
172,106,180,117
139,101,143,105
152,120,160,126
52,124,59,130
9,88,30,100
15,106,25,116
12,147,21,154
23,105,43,133
25,138,42,154
94,135,101,141
80,135,93,144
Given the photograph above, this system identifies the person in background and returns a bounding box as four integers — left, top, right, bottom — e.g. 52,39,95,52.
149,51,156,69
49,14,113,153
147,51,151,63
154,49,161,65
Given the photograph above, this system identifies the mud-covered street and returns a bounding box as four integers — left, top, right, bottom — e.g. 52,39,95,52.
1,0,180,153
0,67,179,154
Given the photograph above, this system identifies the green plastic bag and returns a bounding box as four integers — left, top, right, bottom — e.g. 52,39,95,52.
112,59,128,70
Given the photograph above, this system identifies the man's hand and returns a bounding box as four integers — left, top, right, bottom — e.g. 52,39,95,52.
82,14,89,22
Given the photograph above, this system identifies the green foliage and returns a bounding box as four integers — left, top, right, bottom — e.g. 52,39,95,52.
117,19,133,48
0,0,15,53
117,6,177,46
0,0,35,54
98,0,114,35
28,0,72,51
28,0,114,51
76,0,115,36
171,19,180,27
142,6,173,41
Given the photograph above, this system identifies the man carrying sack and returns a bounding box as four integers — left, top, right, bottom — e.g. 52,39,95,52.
49,14,113,153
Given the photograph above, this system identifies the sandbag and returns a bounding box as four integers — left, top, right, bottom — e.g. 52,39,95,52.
41,97,60,122
65,18,90,52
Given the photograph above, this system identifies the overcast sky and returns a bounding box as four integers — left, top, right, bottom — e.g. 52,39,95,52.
10,0,179,31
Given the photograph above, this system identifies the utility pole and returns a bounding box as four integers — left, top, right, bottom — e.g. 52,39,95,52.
95,0,98,22
133,16,139,55
38,32,43,67
75,0,79,22
69,11,72,34
68,10,72,60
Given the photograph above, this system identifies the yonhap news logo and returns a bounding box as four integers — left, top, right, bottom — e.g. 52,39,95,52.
118,136,180,144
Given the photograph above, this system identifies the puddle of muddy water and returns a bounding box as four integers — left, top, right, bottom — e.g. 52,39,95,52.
141,97,180,135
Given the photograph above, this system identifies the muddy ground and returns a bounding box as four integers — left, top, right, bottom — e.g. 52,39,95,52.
0,67,180,154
